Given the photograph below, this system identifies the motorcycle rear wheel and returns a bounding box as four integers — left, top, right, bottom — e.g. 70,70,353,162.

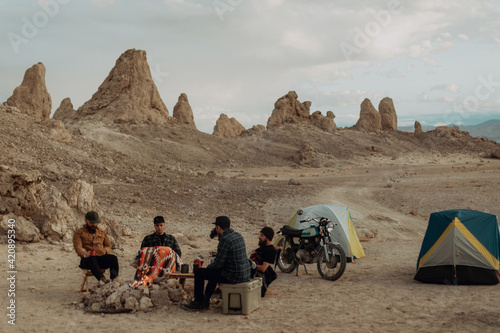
277,237,297,273
317,243,346,281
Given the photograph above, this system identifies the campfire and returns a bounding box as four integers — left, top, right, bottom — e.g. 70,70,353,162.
130,269,153,288
79,277,187,313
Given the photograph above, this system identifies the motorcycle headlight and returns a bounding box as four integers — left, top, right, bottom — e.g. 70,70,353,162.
327,222,334,233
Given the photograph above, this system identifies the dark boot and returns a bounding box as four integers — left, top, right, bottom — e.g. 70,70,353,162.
181,300,204,311
203,296,210,309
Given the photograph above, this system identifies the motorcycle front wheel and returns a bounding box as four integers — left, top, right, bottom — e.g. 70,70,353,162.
277,237,298,273
317,243,346,281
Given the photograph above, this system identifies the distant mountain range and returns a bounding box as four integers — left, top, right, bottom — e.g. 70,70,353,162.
399,119,500,142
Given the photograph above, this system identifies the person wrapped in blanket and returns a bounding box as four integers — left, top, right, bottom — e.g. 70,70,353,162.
131,216,182,284
133,246,182,284
250,227,278,297
131,216,182,268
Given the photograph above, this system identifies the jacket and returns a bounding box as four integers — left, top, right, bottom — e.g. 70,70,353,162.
207,229,251,283
73,225,111,258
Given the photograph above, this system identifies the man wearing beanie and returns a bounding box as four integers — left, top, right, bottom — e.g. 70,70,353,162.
250,226,277,297
182,216,251,310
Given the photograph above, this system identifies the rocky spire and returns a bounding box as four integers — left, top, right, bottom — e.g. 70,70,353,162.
379,97,397,131
353,98,382,132
5,62,52,121
52,97,76,121
77,49,169,124
414,121,423,135
173,93,196,129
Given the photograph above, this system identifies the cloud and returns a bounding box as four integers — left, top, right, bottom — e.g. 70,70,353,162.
436,96,458,103
431,83,460,92
321,89,386,108
377,68,405,78
419,92,429,101
281,28,322,54
90,0,118,6
422,57,439,67
457,33,469,41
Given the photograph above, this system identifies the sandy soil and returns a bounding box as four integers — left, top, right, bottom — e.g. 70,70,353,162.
2,157,500,333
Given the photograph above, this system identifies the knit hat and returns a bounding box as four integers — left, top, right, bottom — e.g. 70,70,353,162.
260,227,274,241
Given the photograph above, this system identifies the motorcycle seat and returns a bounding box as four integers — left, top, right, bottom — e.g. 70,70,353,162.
281,225,304,237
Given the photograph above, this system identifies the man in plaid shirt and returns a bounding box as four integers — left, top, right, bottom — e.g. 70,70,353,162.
182,216,251,310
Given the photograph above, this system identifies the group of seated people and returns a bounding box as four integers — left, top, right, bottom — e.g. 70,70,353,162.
73,211,277,310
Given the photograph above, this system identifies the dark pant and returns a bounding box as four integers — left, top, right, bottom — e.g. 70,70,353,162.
80,254,119,281
257,266,277,297
194,267,229,303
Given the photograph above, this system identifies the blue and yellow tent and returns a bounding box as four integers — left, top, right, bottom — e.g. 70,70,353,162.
415,209,500,285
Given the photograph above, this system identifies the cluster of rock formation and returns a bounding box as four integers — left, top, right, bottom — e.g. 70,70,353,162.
0,165,129,243
353,97,397,132
267,91,337,132
4,48,498,148
1,48,403,140
3,48,201,129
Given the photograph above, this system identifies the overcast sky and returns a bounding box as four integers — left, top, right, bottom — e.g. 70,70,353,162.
1,0,500,133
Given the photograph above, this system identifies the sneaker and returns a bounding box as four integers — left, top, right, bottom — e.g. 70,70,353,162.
181,300,205,311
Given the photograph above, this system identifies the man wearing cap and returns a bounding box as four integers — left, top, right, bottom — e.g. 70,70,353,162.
250,227,277,297
73,211,119,283
182,216,251,310
131,216,181,267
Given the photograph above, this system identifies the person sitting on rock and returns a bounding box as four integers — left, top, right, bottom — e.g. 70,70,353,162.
250,227,278,297
73,211,119,283
131,216,182,267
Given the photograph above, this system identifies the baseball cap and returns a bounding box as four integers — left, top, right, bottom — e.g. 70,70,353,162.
85,211,101,224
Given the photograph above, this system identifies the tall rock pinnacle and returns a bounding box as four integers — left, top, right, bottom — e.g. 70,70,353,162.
173,93,196,129
77,49,169,124
353,98,382,132
5,62,52,121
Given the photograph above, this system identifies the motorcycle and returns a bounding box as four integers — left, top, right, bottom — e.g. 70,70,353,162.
276,217,347,281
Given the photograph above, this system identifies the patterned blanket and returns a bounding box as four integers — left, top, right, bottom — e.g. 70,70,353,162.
134,246,182,283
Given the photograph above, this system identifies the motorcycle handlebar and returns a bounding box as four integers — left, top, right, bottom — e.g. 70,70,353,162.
299,217,332,224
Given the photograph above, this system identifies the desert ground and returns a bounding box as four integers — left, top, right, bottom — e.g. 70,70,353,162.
2,153,500,333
